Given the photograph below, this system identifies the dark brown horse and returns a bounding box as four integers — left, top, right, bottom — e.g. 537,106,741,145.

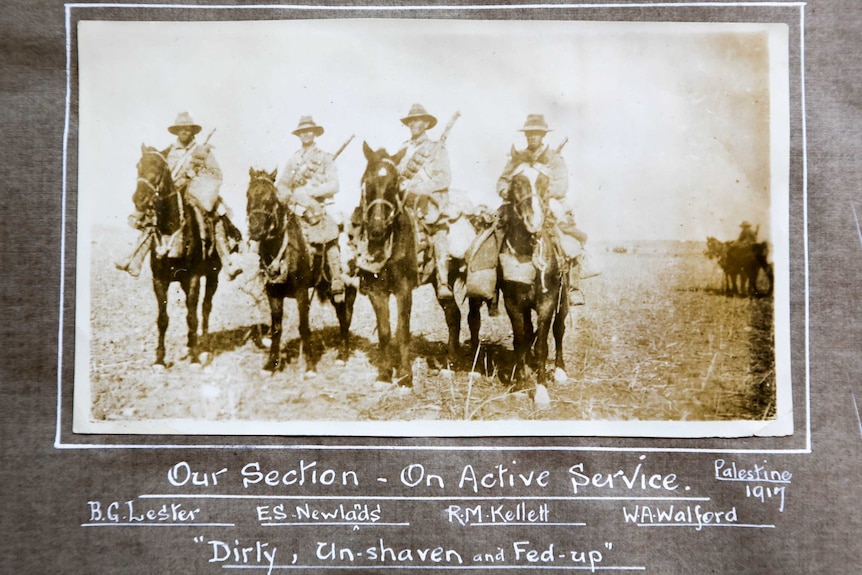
355,143,463,386
245,168,356,373
132,144,223,367
498,160,568,390
705,236,773,297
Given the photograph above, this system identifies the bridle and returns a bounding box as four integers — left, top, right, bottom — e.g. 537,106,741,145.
509,164,547,236
363,157,404,235
137,149,174,201
137,148,185,225
247,175,283,242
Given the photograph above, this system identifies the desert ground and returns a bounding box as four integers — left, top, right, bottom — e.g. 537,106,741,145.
83,225,775,426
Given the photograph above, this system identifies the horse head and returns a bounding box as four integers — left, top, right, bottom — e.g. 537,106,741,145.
506,150,549,236
704,236,726,260
132,143,174,215
361,141,405,243
245,167,280,242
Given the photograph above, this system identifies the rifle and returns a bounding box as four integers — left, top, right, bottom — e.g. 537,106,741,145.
402,112,460,182
439,111,461,145
555,136,568,154
333,134,355,160
171,128,217,181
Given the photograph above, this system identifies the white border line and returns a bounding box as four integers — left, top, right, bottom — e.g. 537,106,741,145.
799,3,812,453
58,1,810,453
65,2,809,9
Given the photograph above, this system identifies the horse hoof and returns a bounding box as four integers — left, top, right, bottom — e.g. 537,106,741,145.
334,359,346,367
199,352,212,366
189,362,202,370
304,370,317,379
534,384,551,409
261,337,272,348
152,363,166,372
439,369,455,380
554,368,568,385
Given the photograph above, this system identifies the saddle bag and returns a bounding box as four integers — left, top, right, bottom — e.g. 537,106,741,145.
465,227,501,300
448,215,477,260
500,251,536,285
187,171,222,213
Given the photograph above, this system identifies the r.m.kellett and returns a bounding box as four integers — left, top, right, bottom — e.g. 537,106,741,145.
445,501,550,525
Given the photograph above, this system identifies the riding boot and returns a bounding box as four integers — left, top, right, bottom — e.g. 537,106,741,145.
432,229,454,300
326,241,346,303
568,259,585,306
115,229,153,278
214,218,242,280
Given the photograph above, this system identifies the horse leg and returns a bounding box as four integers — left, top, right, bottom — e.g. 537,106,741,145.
533,300,556,389
439,297,461,366
182,274,201,364
468,297,483,357
297,286,316,374
394,287,413,387
367,290,392,382
201,271,219,339
523,308,536,369
263,292,282,372
553,292,568,375
503,294,528,389
333,286,356,364
153,277,169,367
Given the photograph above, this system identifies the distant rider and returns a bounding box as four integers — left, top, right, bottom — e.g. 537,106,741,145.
737,221,758,245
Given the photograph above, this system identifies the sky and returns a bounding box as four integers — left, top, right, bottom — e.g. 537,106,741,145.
77,18,789,243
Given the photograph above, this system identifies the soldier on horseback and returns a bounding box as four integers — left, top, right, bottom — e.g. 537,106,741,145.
116,112,242,279
275,116,346,302
496,114,589,306
737,221,758,245
396,104,455,300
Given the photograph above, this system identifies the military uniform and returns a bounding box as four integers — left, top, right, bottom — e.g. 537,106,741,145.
116,112,241,279
275,116,345,298
397,104,455,299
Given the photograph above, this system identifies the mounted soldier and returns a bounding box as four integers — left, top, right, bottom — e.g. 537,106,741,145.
396,103,456,300
499,114,589,305
275,116,347,302
116,111,241,279
736,221,758,245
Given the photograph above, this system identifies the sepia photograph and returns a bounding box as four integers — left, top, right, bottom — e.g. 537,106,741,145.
73,17,792,437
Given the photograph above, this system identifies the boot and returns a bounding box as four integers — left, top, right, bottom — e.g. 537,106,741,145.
568,260,585,306
214,218,242,280
115,229,152,278
432,229,454,300
326,242,346,303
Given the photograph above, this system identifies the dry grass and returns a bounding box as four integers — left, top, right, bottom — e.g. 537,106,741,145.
87,228,775,424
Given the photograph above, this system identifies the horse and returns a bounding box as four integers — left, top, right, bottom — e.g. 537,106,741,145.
131,144,223,367
705,236,773,297
497,158,569,391
355,142,463,386
245,168,356,373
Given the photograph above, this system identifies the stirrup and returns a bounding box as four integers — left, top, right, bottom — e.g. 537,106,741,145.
115,258,141,278
569,289,585,307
